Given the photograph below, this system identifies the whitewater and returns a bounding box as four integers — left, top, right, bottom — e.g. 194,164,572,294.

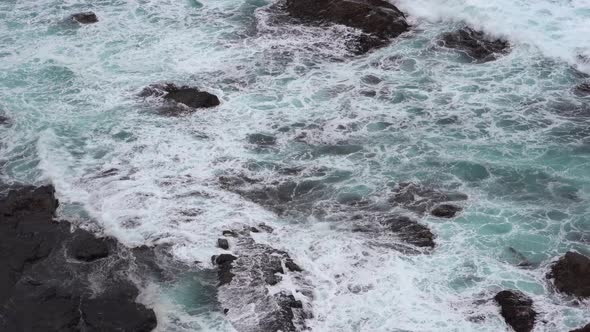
0,0,589,331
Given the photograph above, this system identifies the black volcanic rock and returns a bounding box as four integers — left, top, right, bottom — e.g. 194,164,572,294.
218,238,230,250
71,12,98,24
571,323,590,332
141,83,220,114
0,115,9,125
431,204,462,218
438,27,510,63
380,216,435,249
494,290,536,332
283,0,409,54
0,184,157,332
574,83,590,97
547,251,590,298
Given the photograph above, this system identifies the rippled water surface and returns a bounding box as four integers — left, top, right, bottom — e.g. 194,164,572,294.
1,0,589,331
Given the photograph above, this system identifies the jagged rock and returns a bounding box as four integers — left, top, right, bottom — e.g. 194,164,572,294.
390,182,468,215
571,323,590,332
140,83,219,114
431,204,462,218
71,12,98,24
547,251,590,298
438,27,510,63
574,83,590,97
248,133,277,146
380,216,435,249
494,290,536,332
215,228,311,332
283,0,409,54
0,184,157,332
217,238,229,250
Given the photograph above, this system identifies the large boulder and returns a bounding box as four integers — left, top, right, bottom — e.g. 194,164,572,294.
140,83,220,115
494,290,536,332
283,0,409,53
0,184,157,332
438,27,510,63
547,251,590,298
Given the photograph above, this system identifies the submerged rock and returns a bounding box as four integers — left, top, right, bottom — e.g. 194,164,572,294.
283,0,409,54
431,204,462,218
438,27,510,63
71,12,98,24
213,228,311,332
547,251,590,298
390,182,468,215
141,83,220,115
574,83,590,97
0,184,157,332
0,115,9,125
494,290,536,332
248,133,277,146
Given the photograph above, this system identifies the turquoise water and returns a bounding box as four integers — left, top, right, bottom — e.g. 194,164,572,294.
1,0,589,331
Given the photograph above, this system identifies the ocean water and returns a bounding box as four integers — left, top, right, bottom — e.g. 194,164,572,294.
0,0,589,331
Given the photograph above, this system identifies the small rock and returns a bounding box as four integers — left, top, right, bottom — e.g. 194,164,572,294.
250,226,260,233
574,83,590,97
71,12,98,24
494,290,536,332
141,83,220,112
547,251,590,298
431,204,462,218
258,223,274,233
0,116,9,125
68,231,110,262
218,238,229,250
222,230,238,237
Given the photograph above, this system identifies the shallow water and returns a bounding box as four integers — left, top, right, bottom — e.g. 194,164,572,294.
1,0,589,331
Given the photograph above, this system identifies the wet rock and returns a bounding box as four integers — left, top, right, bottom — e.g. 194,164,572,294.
258,223,274,233
574,83,590,97
494,290,536,332
71,12,98,24
0,184,157,332
547,251,590,298
361,74,382,85
215,228,310,332
248,133,277,146
380,216,435,249
283,0,409,54
0,116,9,125
438,27,510,63
217,238,229,250
390,182,468,215
213,254,237,286
68,230,111,262
141,83,219,114
571,323,590,332
431,204,462,218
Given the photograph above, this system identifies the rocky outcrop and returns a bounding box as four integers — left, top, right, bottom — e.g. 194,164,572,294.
0,185,157,332
140,83,220,115
212,227,311,332
438,27,510,63
494,290,536,332
282,0,409,54
547,251,590,298
571,323,590,332
71,12,98,24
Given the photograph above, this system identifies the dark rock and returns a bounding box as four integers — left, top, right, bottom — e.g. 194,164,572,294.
222,230,238,237
438,27,510,63
380,216,435,248
574,83,590,97
250,226,260,233
547,251,590,298
361,74,382,85
285,259,303,272
571,323,590,332
213,254,238,286
248,133,277,146
494,290,536,332
0,184,157,332
218,238,229,250
258,223,274,233
141,83,219,114
0,116,9,125
283,0,409,54
71,12,98,24
68,230,111,262
431,204,462,218
390,182,468,215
